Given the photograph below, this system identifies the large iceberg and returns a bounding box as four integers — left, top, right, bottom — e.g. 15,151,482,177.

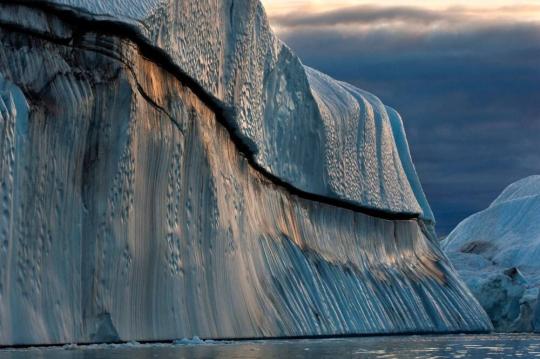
12,0,434,221
443,176,540,332
0,0,490,345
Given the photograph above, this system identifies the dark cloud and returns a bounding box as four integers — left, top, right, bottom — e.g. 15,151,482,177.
270,4,540,29
272,8,540,234
271,5,446,28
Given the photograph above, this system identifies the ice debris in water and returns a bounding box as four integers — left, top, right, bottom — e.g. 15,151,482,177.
173,336,214,345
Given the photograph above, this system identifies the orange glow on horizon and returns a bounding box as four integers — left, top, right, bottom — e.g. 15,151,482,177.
261,0,540,22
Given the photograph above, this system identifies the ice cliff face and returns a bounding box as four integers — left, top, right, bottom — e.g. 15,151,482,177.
23,0,434,221
0,1,490,345
443,176,540,332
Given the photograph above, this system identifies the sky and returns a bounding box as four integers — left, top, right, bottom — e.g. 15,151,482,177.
261,0,540,235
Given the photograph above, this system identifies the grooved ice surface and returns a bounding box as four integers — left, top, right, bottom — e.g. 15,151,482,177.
385,106,435,222
443,176,540,332
305,68,420,215
0,11,492,345
26,0,433,220
36,0,165,21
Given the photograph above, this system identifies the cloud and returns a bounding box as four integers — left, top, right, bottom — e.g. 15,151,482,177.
270,6,540,234
271,5,446,28
270,4,540,30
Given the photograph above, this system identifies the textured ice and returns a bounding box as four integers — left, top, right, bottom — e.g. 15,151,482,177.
443,176,540,332
305,68,423,216
444,176,540,276
0,5,492,345
22,0,433,221
385,106,435,223
31,0,165,23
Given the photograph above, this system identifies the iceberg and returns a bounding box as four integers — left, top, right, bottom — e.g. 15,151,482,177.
0,0,490,345
443,176,540,332
15,0,434,220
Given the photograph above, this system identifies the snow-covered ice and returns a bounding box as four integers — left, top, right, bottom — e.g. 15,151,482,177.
443,176,540,332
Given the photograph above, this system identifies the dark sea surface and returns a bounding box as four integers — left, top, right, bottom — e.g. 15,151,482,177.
2,334,540,358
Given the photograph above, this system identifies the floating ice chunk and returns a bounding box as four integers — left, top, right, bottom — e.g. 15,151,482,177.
173,337,214,345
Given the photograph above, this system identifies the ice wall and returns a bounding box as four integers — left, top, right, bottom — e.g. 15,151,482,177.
0,1,491,345
20,0,434,221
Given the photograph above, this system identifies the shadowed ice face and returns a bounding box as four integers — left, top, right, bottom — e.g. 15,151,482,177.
262,0,540,234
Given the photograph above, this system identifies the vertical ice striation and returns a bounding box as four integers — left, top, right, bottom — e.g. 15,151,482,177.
385,107,435,224
305,68,421,216
0,1,492,345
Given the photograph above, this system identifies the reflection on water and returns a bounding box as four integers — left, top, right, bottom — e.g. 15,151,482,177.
2,334,540,358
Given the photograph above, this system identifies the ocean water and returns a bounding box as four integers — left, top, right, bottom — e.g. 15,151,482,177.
2,334,540,358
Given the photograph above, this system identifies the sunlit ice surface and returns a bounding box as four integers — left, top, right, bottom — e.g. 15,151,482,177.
3,334,540,358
